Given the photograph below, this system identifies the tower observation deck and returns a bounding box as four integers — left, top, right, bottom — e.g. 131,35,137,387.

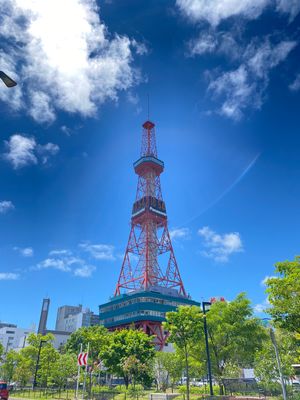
99,120,199,349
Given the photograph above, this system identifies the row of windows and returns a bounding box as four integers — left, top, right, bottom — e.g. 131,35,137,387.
100,297,185,313
101,309,165,324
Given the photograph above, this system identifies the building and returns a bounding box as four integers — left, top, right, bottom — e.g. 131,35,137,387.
37,298,99,349
55,304,100,333
99,120,199,350
0,325,35,351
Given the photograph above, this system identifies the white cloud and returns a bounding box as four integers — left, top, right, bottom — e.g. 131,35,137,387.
169,227,190,240
0,200,15,214
3,134,59,169
198,226,243,262
4,135,37,169
49,249,72,256
74,264,96,278
0,0,140,123
289,73,300,91
276,0,300,21
254,298,270,313
14,247,34,257
176,0,300,26
79,242,116,260
176,0,270,27
208,39,296,120
131,39,148,55
36,248,97,277
0,272,19,280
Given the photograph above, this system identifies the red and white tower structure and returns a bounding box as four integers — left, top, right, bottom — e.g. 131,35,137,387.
99,120,199,349
115,120,186,296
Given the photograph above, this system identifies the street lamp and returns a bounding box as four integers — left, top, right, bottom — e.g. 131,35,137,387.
32,340,47,389
202,301,214,396
261,319,287,400
0,71,17,88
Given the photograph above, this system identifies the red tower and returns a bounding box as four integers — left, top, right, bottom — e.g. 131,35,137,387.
99,120,199,349
115,120,186,297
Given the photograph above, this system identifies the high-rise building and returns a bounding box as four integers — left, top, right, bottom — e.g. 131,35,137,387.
56,305,100,333
99,120,199,349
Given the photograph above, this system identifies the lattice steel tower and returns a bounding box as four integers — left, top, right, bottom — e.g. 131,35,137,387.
99,120,199,349
115,120,186,296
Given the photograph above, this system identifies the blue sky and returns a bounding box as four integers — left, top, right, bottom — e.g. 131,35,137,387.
0,0,299,329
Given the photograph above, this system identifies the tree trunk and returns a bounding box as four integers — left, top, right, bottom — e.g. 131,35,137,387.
124,375,129,389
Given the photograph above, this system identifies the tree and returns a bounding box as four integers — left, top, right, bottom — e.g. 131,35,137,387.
254,329,297,394
163,306,204,400
13,355,32,387
0,350,19,383
49,353,77,389
196,294,266,393
266,256,300,334
0,343,4,359
100,329,155,388
65,325,109,362
18,333,56,386
154,352,184,392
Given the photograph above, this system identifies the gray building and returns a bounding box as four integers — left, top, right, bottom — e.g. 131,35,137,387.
55,304,100,333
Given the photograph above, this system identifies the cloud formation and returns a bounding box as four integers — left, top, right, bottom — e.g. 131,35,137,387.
176,0,300,26
79,242,116,260
36,250,96,278
207,39,296,120
289,73,300,91
178,0,298,120
169,227,190,240
3,134,59,169
0,272,19,280
14,247,34,257
0,0,141,123
198,226,243,262
0,200,15,214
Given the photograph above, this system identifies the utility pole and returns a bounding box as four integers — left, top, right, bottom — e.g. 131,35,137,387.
202,301,213,396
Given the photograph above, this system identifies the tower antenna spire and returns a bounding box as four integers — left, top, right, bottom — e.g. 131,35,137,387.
147,93,150,120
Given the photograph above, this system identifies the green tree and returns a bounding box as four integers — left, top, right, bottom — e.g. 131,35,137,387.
0,350,19,383
0,343,4,359
154,352,184,392
13,355,32,387
254,329,297,393
18,333,56,386
49,353,77,389
195,294,267,393
38,345,59,387
100,329,155,388
65,325,109,362
266,256,300,334
163,306,203,400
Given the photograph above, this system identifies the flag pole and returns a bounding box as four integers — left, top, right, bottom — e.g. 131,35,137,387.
82,342,90,400
76,343,83,399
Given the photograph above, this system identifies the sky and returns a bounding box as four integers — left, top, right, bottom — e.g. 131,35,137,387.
0,0,300,329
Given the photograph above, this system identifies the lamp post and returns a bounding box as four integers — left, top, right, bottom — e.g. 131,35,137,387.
202,301,213,396
32,340,46,389
0,71,17,87
261,319,287,400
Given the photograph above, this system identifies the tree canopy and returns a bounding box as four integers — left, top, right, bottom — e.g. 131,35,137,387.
100,328,155,387
265,256,300,334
